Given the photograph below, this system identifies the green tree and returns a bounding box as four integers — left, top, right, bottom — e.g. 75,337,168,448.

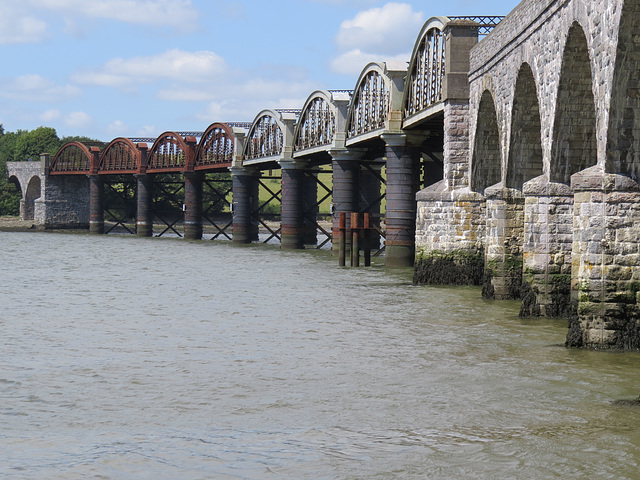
13,126,61,162
0,128,22,215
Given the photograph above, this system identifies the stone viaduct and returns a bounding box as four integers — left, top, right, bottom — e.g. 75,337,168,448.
6,0,640,349
416,0,640,349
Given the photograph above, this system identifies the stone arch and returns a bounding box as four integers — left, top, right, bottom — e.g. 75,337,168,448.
471,89,501,193
507,63,543,190
7,175,21,196
606,0,640,179
550,22,597,184
23,175,41,220
6,175,22,216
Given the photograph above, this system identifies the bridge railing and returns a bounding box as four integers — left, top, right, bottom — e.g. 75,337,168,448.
347,67,390,139
194,122,234,169
98,138,142,174
48,142,97,175
243,109,298,163
146,132,195,173
293,90,352,154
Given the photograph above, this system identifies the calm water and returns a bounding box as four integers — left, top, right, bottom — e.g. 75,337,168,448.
1,231,640,479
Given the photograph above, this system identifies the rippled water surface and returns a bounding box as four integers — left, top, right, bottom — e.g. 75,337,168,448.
1,231,640,479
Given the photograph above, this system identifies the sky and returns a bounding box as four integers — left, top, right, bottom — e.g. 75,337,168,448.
0,0,520,141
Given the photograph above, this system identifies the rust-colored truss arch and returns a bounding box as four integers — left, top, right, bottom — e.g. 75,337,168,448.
243,110,287,161
99,137,142,174
294,90,338,153
346,63,390,141
403,17,448,122
195,122,234,170
146,132,196,173
49,142,98,175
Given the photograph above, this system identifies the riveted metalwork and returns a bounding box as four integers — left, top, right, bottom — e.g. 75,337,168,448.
448,16,504,35
49,142,93,174
195,122,234,169
347,69,389,139
295,96,335,151
245,114,283,160
405,27,446,118
146,132,190,172
99,138,140,174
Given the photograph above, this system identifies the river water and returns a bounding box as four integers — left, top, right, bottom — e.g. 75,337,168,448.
1,231,640,479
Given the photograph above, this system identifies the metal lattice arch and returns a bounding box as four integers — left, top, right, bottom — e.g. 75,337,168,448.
195,122,234,170
49,142,96,175
403,16,449,128
146,132,196,173
345,62,407,147
243,109,296,166
99,137,142,174
293,90,351,157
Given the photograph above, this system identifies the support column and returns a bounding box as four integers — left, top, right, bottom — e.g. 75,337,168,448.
88,174,104,234
303,172,319,246
37,154,90,229
382,134,420,267
230,167,258,244
184,171,203,241
568,166,640,349
483,184,525,300
280,160,307,249
413,20,485,284
520,176,574,317
330,149,363,256
135,173,153,237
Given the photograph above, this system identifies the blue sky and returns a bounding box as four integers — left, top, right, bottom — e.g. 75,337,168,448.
0,0,520,141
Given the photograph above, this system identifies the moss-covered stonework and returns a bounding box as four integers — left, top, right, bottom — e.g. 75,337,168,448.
568,169,640,349
520,273,574,318
482,256,523,300
413,250,484,285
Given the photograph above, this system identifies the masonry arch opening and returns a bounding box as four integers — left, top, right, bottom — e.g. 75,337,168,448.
471,90,501,193
606,0,640,179
507,63,543,190
23,176,41,220
551,22,597,184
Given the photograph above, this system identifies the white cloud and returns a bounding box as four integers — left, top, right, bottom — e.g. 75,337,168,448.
71,49,228,88
192,76,321,124
336,3,423,54
0,75,82,102
157,88,215,102
0,5,48,44
137,125,158,137
29,0,198,29
331,2,422,74
64,111,92,129
0,0,198,45
39,109,62,122
331,50,410,75
107,120,128,136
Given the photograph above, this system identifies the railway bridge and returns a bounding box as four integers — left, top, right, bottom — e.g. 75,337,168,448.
7,0,640,349
7,15,493,268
